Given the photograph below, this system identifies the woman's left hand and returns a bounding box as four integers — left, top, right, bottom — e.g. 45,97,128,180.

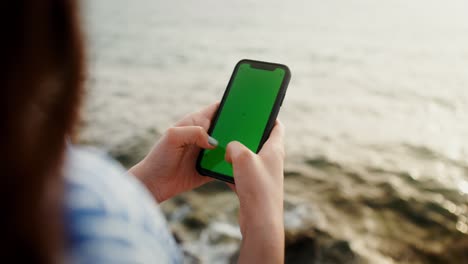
129,102,219,202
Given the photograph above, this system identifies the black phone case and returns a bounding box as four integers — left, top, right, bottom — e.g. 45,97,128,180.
196,59,291,184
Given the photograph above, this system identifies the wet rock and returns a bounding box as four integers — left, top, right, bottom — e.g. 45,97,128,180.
183,213,209,230
285,170,302,177
362,196,457,230
283,200,358,263
285,233,318,263
305,156,342,170
285,228,358,264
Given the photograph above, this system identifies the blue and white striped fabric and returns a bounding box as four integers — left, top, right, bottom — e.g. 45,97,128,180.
64,146,182,264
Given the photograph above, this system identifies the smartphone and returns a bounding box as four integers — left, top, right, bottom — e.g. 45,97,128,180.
196,59,291,183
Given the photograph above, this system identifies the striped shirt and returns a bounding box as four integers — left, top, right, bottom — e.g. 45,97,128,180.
64,146,182,263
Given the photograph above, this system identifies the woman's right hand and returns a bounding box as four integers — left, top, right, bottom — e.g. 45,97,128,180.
225,121,285,264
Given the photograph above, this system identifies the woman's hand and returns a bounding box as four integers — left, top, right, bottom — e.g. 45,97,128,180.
225,121,285,264
129,103,219,202
130,102,285,262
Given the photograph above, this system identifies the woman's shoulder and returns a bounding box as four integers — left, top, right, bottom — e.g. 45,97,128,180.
64,145,182,263
65,146,147,207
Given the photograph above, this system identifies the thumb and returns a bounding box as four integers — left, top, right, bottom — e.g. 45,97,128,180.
165,126,218,149
225,141,255,164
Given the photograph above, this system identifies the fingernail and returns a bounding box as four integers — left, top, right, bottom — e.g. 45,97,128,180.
208,136,218,147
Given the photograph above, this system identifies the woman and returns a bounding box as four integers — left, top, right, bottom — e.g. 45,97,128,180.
1,1,285,263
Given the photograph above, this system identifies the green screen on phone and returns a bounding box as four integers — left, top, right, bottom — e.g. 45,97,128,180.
199,62,286,178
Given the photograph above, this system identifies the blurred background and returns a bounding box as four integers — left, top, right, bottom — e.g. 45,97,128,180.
80,0,468,263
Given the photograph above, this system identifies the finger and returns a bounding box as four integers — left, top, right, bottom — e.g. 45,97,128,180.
174,113,210,130
165,126,217,149
269,120,285,145
199,101,220,119
259,120,285,159
225,141,255,164
175,102,219,129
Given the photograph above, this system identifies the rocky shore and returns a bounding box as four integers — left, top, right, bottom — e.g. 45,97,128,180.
107,140,468,264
